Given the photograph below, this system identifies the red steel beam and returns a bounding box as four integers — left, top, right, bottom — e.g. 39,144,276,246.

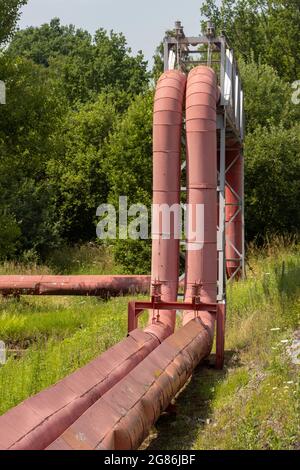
225,142,243,279
128,299,217,333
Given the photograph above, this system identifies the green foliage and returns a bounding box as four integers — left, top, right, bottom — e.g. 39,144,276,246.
1,17,150,256
104,93,154,273
47,94,118,243
144,247,300,450
8,18,92,67
200,0,300,82
9,19,150,104
245,124,300,240
0,212,20,260
0,55,67,255
113,239,152,275
238,60,300,241
0,0,27,45
0,8,298,271
240,60,300,133
46,244,124,275
2,18,151,261
106,93,153,206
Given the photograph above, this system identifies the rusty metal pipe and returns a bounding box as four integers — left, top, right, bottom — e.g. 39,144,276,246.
151,70,186,334
184,66,218,333
0,68,221,451
46,319,213,451
0,324,169,450
0,275,150,298
0,70,189,447
44,69,219,451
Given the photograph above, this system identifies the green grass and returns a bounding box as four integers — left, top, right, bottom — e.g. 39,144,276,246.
144,244,300,450
0,245,130,414
0,243,299,449
0,296,131,414
0,244,124,276
46,244,125,275
0,296,126,347
0,261,51,275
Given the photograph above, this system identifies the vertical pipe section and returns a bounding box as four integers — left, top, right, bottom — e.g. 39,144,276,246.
151,70,186,333
225,142,243,279
184,66,218,337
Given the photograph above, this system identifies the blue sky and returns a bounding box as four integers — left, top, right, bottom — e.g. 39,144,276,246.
18,0,209,66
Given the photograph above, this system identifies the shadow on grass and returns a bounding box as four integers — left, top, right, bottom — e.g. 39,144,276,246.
143,350,240,450
275,259,300,299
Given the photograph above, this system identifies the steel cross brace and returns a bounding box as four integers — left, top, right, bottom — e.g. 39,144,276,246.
128,299,226,369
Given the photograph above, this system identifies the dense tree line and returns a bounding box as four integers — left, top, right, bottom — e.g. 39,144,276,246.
0,0,299,271
0,10,150,263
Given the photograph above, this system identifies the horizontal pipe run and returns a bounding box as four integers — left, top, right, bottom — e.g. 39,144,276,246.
0,324,169,450
47,319,214,451
0,275,151,298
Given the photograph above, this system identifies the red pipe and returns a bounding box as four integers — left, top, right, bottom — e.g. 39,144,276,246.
151,70,186,333
0,68,222,451
0,324,169,450
47,319,213,451
44,67,220,451
0,275,150,297
0,73,186,450
184,66,218,335
225,142,243,279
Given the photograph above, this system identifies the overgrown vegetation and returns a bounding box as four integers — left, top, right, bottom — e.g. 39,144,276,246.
143,242,300,450
0,247,141,414
0,295,129,413
0,0,27,45
0,242,298,449
0,1,299,272
0,0,299,450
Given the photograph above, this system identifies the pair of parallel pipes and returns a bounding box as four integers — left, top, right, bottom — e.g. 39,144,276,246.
0,66,225,450
152,67,218,334
47,66,219,450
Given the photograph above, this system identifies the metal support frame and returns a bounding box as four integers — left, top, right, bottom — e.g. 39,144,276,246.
163,21,245,295
241,147,246,278
128,298,225,369
128,300,217,333
127,22,245,369
225,149,245,282
218,118,226,301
